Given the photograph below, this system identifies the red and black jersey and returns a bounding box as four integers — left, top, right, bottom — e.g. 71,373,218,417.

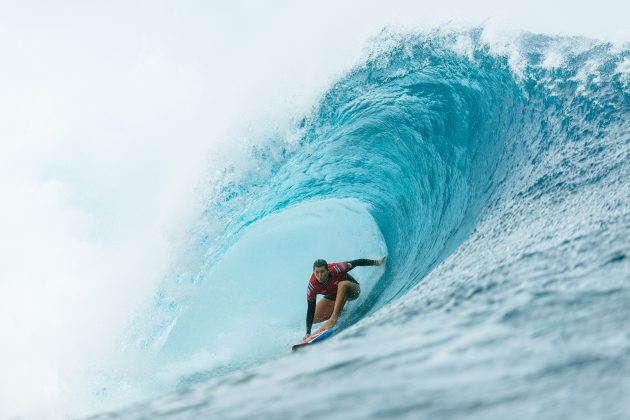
306,262,356,301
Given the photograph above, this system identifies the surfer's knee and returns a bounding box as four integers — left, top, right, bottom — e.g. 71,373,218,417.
340,281,360,300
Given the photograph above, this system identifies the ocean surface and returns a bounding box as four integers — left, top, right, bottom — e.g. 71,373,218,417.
80,28,630,419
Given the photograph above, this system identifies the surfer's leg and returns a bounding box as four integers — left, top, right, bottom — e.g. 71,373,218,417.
315,282,361,333
317,281,360,333
331,280,360,319
314,297,335,323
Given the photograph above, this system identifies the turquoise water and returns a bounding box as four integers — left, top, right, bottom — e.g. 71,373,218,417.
91,29,630,419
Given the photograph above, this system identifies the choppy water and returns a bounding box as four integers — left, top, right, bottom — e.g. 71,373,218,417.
89,29,630,419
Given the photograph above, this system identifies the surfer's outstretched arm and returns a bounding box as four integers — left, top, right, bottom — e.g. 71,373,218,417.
346,256,387,270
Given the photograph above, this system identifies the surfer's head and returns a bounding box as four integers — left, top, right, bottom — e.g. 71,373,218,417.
313,259,329,283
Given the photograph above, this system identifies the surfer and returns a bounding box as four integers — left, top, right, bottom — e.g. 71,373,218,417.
304,256,387,339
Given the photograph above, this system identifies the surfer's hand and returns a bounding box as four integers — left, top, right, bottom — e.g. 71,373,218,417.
377,256,388,265
303,333,311,340
319,317,337,333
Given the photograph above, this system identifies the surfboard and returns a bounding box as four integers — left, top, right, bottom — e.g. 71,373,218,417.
291,327,336,351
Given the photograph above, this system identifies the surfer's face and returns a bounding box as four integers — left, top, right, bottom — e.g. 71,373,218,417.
314,266,329,284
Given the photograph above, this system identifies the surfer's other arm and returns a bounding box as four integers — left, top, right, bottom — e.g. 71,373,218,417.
345,256,387,269
305,300,316,338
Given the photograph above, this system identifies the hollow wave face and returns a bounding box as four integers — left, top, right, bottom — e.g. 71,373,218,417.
94,29,630,419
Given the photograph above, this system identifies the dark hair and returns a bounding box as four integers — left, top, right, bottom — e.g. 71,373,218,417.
313,259,329,270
